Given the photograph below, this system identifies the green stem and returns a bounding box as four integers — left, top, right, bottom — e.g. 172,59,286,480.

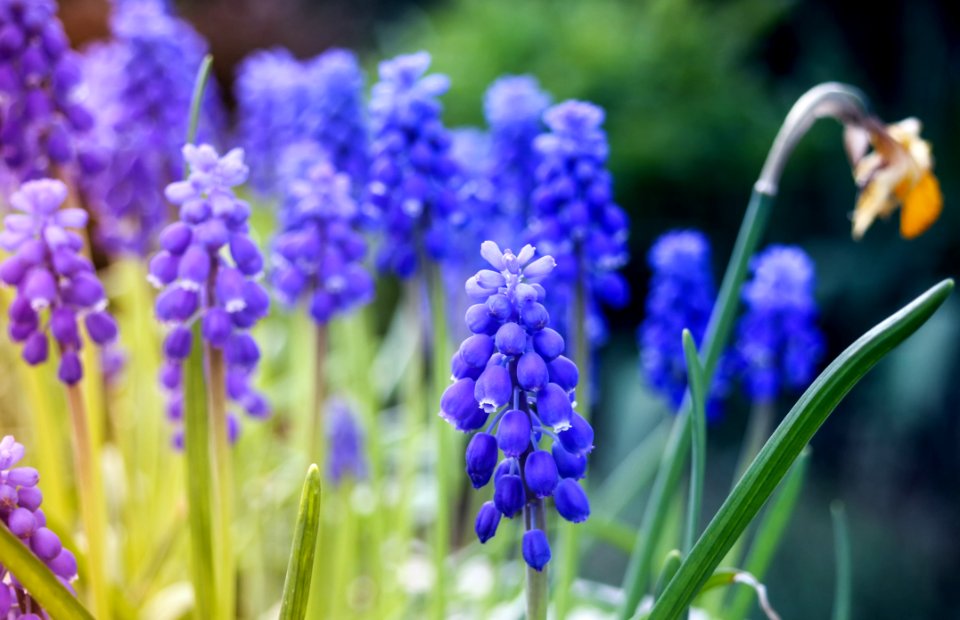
428,265,451,620
733,400,774,486
682,331,707,556
525,500,549,620
310,323,328,462
205,340,235,620
831,502,852,620
65,382,111,619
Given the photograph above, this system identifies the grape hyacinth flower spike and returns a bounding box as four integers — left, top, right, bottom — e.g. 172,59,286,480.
0,179,119,384
440,241,593,572
0,435,79,614
326,399,367,486
736,245,824,403
150,144,269,445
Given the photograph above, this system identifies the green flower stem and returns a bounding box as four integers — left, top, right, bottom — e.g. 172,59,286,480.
831,502,852,620
733,401,775,485
428,264,452,620
21,361,69,520
525,499,549,620
0,522,95,619
309,323,329,462
648,279,953,620
205,338,235,620
682,330,707,556
64,381,111,619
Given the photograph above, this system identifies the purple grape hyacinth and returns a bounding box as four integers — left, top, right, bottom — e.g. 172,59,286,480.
327,399,367,486
735,245,824,402
80,0,224,255
0,179,119,384
0,435,79,614
440,241,593,571
271,146,373,323
638,230,716,410
235,47,367,195
0,0,102,189
366,51,462,278
529,100,629,346
150,144,269,446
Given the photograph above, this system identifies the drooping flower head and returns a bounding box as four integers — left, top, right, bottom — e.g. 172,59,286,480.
484,75,550,226
440,241,593,571
271,145,373,323
0,0,102,189
0,179,119,384
639,230,716,410
366,51,462,278
149,145,269,446
529,100,629,346
327,399,367,486
846,117,942,240
235,47,367,194
0,435,79,612
735,245,824,402
80,0,223,254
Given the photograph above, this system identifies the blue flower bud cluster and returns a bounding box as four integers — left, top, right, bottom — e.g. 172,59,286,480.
0,0,102,187
326,399,367,486
735,245,824,402
440,241,593,571
529,100,629,344
271,145,373,324
235,48,367,194
366,51,461,278
1,435,79,613
0,179,119,384
149,145,269,446
638,230,716,410
80,0,223,255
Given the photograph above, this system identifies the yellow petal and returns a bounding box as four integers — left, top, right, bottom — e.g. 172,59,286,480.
900,172,942,239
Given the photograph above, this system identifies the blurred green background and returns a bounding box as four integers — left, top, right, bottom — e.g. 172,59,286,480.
62,0,960,617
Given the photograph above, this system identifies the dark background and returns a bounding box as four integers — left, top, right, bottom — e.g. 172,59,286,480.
61,0,960,617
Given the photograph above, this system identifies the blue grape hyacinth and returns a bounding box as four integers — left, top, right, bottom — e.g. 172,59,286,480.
0,179,119,384
639,230,716,410
271,145,373,323
1,435,79,611
326,399,367,486
149,144,269,446
80,0,223,254
529,100,629,346
0,0,102,189
366,51,461,278
735,245,824,402
440,241,593,571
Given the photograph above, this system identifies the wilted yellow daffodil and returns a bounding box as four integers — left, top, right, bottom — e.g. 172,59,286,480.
846,117,942,240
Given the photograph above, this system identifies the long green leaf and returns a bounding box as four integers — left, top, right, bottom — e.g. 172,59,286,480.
648,278,953,619
831,502,852,620
0,524,95,619
725,449,809,620
682,330,707,555
279,464,323,620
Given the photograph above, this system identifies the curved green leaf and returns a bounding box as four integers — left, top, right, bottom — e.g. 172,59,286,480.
649,279,953,620
0,524,95,619
682,330,707,555
279,464,323,620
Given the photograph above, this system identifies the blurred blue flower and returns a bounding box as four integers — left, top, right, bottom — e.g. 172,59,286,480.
440,241,593,571
735,245,824,402
80,0,223,255
326,399,367,485
366,51,461,278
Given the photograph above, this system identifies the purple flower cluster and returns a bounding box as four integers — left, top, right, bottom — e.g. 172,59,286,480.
81,0,223,254
149,145,269,445
639,230,716,410
0,179,118,384
0,0,101,188
235,48,367,194
440,241,593,571
326,399,367,486
0,435,78,615
271,146,373,323
530,100,629,344
367,51,461,278
735,246,824,402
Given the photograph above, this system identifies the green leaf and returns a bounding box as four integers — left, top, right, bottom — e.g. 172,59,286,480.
831,502,852,620
0,523,95,619
681,330,707,555
654,550,683,599
648,279,953,620
279,464,323,620
725,449,809,620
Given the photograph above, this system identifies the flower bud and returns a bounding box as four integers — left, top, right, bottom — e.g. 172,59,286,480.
552,443,587,480
30,527,61,560
475,364,511,413
558,413,594,456
494,322,526,356
517,351,548,392
554,478,590,523
163,326,192,360
536,383,572,430
465,304,496,335
474,501,501,543
493,473,524,518
440,378,482,431
520,302,549,331
58,351,82,385
524,450,559,498
465,433,498,488
497,409,531,458
85,311,118,345
522,529,551,571
459,333,494,368
533,327,564,361
548,355,579,392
